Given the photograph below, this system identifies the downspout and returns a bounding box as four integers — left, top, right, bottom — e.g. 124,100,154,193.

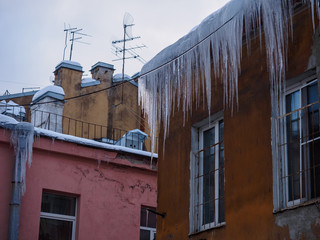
8,122,34,240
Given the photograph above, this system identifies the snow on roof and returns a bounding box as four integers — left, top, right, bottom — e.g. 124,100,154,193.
82,78,96,83
113,73,132,82
3,100,25,116
0,90,38,101
0,101,5,114
0,113,18,124
60,60,81,67
0,114,157,158
124,129,148,139
32,85,65,102
138,0,311,154
141,1,238,74
131,72,140,79
55,60,83,72
34,127,157,158
90,62,114,72
81,78,101,88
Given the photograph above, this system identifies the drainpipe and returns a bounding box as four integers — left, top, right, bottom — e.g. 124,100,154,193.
8,122,34,240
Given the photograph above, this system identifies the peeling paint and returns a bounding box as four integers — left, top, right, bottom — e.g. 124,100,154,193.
129,180,154,193
275,204,320,240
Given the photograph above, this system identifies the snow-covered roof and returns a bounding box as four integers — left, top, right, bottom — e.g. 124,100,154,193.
90,62,114,72
32,85,65,103
141,1,239,74
81,78,101,88
0,90,38,101
124,129,148,140
113,73,132,82
0,114,157,158
55,60,83,72
0,113,18,124
0,100,6,112
131,72,140,79
35,127,156,158
1,100,25,116
138,0,314,154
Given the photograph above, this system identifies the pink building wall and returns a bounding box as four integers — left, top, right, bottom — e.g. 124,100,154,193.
0,127,157,240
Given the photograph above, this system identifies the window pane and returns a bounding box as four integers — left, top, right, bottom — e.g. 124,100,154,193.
141,207,156,228
307,82,320,198
39,218,73,240
147,210,156,228
41,193,76,216
140,208,147,227
204,127,215,173
140,229,150,240
203,199,214,225
219,120,225,223
203,127,216,225
286,91,301,201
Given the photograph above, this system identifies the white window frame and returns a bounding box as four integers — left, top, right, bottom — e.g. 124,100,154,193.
277,76,319,209
140,226,156,240
40,193,77,240
140,206,156,240
190,112,225,234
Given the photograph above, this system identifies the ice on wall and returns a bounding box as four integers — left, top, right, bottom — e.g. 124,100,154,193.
139,0,319,153
10,123,34,195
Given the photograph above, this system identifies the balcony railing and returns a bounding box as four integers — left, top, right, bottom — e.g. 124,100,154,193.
1,105,157,153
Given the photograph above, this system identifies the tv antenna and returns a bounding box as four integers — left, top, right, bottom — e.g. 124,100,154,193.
112,12,146,82
62,24,92,61
63,24,77,60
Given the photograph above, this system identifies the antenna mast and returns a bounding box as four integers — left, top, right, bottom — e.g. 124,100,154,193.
112,12,146,81
62,24,92,61
63,24,77,60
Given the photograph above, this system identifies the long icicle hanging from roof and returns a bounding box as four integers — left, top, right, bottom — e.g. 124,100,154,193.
138,0,319,155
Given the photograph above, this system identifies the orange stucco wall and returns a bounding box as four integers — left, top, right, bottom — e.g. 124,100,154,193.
156,6,320,240
0,127,157,240
54,65,142,140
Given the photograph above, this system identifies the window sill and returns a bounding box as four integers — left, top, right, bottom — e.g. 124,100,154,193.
188,222,226,238
273,198,320,214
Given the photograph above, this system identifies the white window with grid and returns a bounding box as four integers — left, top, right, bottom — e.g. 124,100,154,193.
39,192,77,240
190,115,225,234
275,77,320,209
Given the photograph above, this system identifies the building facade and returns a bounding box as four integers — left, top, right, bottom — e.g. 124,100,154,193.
139,1,320,239
0,117,157,240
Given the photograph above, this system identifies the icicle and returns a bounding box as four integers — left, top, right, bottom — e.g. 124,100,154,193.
138,0,319,155
10,123,34,195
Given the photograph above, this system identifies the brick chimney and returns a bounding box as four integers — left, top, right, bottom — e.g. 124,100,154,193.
90,62,115,87
54,61,83,99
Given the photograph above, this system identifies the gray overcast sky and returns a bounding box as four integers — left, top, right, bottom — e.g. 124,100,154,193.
0,0,229,95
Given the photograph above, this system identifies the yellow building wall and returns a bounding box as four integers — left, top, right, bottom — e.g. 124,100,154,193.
54,63,142,142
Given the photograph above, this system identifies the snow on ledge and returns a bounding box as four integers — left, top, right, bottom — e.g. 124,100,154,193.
81,78,101,88
34,127,157,158
32,85,65,102
60,60,81,67
0,114,157,158
0,114,18,124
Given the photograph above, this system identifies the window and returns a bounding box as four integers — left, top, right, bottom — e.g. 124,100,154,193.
39,192,77,240
276,78,320,209
190,116,225,233
140,206,156,240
